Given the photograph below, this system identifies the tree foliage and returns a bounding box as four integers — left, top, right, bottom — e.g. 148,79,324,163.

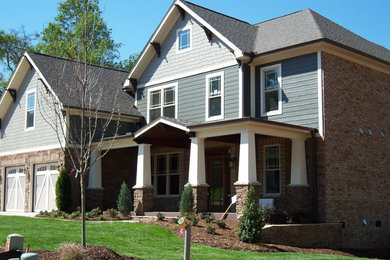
55,168,72,212
236,186,265,243
36,0,120,67
117,181,133,216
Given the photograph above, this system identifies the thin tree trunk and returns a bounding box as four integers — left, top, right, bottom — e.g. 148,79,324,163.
81,170,86,246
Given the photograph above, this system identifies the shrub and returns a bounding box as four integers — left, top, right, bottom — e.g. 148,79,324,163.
55,168,72,212
105,208,118,218
70,211,80,219
236,186,265,243
216,219,226,229
186,212,199,227
205,223,216,234
201,213,215,223
99,214,105,221
156,212,165,221
179,183,194,216
117,181,133,216
40,210,50,216
171,216,179,224
59,243,85,260
260,205,275,223
88,207,101,217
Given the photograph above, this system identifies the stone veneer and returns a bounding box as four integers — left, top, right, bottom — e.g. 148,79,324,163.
319,52,390,248
133,187,154,215
234,184,261,215
192,185,209,212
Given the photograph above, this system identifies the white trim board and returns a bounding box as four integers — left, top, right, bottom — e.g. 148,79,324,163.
317,51,324,137
0,144,62,157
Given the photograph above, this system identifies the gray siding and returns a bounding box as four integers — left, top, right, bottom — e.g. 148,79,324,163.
138,13,236,85
0,70,62,154
136,65,239,123
255,53,319,129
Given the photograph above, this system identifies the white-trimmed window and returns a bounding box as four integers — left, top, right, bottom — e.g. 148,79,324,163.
151,153,180,196
25,90,36,129
176,26,192,53
147,83,178,122
264,145,280,195
206,72,224,121
260,64,282,116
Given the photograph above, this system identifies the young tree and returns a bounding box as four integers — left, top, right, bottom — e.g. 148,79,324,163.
117,181,133,216
36,0,131,247
56,168,72,212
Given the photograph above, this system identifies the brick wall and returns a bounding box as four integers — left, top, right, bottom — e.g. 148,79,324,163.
320,52,390,248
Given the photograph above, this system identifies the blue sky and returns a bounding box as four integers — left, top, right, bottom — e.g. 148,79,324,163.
1,0,389,75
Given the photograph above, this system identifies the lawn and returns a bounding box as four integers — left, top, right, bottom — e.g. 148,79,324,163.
0,216,366,260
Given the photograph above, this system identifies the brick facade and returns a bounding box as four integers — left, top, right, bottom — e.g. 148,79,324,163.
320,52,390,248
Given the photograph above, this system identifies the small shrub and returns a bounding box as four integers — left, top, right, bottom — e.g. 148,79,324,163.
85,212,89,220
89,207,101,217
156,212,165,221
106,208,118,218
236,186,265,243
179,183,194,216
205,223,216,234
59,243,85,260
201,213,215,223
70,211,80,219
117,181,133,216
116,215,121,220
171,216,179,224
53,211,60,218
62,212,67,218
216,219,226,229
260,205,275,223
99,215,105,221
55,168,72,212
186,213,199,227
42,210,50,216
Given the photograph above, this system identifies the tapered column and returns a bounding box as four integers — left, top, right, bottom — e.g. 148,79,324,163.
188,137,208,212
289,137,308,186
236,130,258,185
134,144,153,215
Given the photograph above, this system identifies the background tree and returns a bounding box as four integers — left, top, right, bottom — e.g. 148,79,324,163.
36,0,120,67
0,28,37,95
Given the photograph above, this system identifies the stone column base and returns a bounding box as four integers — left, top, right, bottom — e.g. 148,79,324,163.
133,187,154,215
86,188,104,211
286,185,312,223
192,185,209,213
234,183,261,215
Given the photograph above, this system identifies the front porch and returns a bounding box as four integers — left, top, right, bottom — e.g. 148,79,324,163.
131,117,315,218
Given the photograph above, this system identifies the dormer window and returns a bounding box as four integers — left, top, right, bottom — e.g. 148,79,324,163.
177,26,192,53
26,90,36,129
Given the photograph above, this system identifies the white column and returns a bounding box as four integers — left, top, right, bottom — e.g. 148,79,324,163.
188,137,207,186
236,131,258,184
289,137,308,186
134,144,152,188
88,150,103,189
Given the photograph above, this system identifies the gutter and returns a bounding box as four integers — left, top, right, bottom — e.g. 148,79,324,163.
311,129,319,223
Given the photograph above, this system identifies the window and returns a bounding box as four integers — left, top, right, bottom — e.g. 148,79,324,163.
260,64,282,116
148,83,177,122
26,91,36,129
151,153,180,196
177,26,192,53
264,146,280,195
206,72,224,120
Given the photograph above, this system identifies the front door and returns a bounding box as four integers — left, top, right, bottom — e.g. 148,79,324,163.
207,156,229,212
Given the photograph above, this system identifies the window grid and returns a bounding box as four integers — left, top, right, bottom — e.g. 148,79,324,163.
264,145,281,195
26,92,36,129
148,84,177,122
152,153,180,196
260,64,282,116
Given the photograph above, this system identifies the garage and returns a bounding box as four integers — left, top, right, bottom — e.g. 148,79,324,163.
34,164,59,212
5,167,25,211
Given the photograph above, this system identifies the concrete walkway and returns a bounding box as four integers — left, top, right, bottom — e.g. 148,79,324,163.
0,212,37,217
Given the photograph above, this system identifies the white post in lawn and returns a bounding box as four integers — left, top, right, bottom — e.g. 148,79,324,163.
236,130,258,184
134,144,152,188
289,136,308,186
88,150,102,189
188,137,207,186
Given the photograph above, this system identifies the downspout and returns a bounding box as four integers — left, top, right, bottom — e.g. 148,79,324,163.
311,129,318,223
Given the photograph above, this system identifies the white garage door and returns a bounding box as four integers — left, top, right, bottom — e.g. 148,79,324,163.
34,165,59,212
5,167,25,211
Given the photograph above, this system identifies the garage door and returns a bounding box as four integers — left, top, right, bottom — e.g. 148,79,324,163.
5,167,25,211
34,165,59,212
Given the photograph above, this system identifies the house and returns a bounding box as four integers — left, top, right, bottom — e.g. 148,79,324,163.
0,0,389,249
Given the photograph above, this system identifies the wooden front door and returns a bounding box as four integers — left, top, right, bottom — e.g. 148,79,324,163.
207,156,229,212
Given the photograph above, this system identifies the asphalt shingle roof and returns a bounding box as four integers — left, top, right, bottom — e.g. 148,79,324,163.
182,1,390,64
28,52,141,117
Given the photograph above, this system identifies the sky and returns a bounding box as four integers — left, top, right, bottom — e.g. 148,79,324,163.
1,0,389,76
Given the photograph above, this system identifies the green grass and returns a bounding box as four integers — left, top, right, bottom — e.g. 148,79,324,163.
0,216,364,260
